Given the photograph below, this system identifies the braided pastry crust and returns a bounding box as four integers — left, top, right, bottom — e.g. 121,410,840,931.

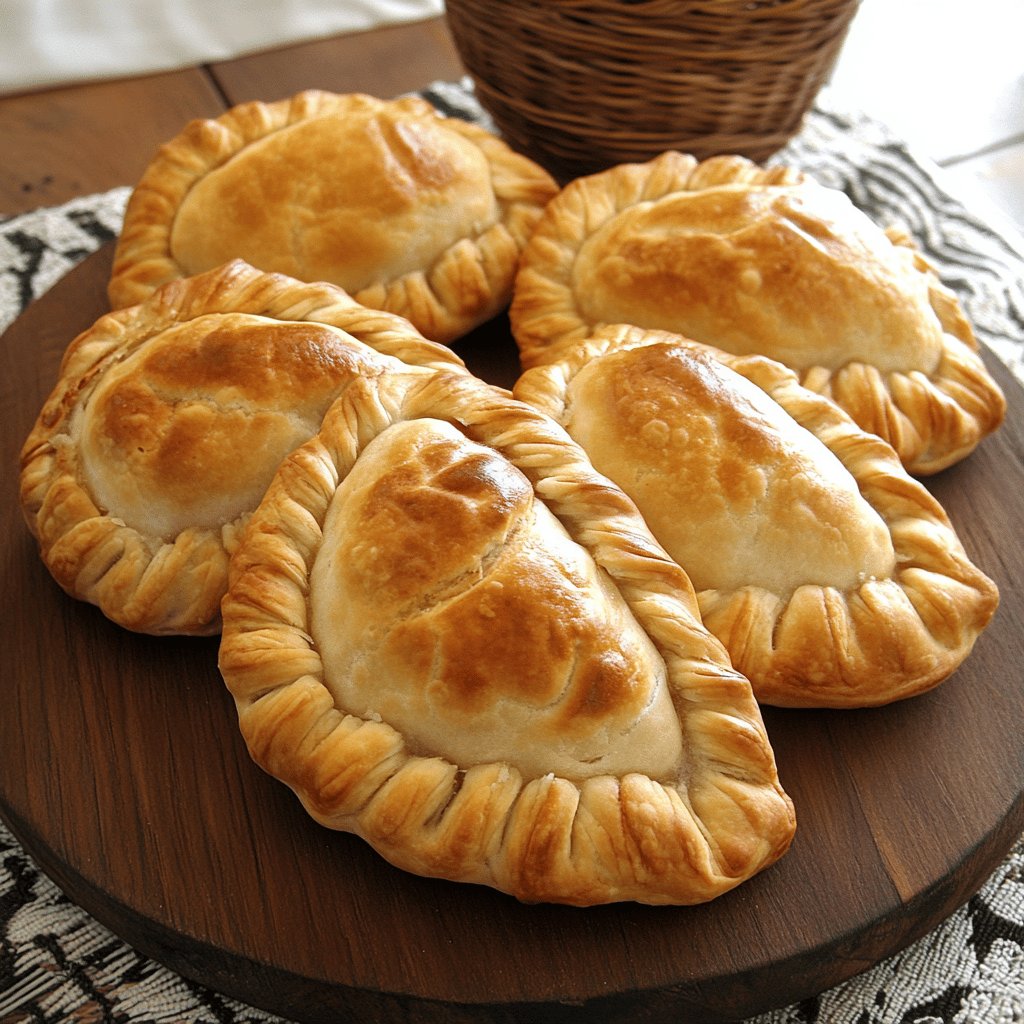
108,91,558,345
514,324,999,707
510,152,1005,474
219,369,795,904
20,260,462,635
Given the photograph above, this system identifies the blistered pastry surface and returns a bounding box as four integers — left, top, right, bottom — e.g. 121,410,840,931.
19,260,463,635
563,342,896,594
312,418,683,781
171,109,499,293
571,184,944,374
513,324,999,708
79,314,386,538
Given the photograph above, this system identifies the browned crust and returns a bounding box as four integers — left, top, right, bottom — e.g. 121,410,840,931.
20,260,463,636
509,151,1005,475
108,91,558,344
513,324,1000,708
218,369,796,905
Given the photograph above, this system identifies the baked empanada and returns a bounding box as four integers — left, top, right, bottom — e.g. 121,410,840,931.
108,90,559,344
218,369,795,905
20,260,463,636
514,324,999,708
510,152,1005,475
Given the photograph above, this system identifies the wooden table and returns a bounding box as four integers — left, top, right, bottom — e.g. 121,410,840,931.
3,14,1024,1024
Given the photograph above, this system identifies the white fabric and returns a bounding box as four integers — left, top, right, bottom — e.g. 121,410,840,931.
0,0,444,96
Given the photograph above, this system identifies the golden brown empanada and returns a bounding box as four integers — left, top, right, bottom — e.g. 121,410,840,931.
510,151,1005,475
20,260,463,636
108,90,559,344
514,324,999,708
218,368,796,905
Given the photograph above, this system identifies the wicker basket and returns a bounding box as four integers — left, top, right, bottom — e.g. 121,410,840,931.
444,0,861,181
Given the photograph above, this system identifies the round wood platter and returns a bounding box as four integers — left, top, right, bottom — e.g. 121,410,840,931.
2,245,1023,1024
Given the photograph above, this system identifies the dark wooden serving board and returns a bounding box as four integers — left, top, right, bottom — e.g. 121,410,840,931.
2,245,1023,1024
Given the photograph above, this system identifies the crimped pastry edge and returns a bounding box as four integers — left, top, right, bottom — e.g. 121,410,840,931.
513,323,1000,708
508,150,1005,475
107,90,559,344
218,368,796,905
19,260,464,636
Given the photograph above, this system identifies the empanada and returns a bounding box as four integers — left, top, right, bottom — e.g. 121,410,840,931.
510,152,1005,475
20,260,463,636
108,90,559,344
218,369,796,905
514,324,999,708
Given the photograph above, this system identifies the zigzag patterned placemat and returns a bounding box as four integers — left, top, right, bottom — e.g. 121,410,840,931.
2,78,1023,1024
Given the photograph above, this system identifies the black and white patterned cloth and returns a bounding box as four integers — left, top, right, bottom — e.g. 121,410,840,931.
1,79,1023,1024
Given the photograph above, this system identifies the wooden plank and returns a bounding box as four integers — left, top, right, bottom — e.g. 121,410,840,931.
0,70,226,216
208,17,466,103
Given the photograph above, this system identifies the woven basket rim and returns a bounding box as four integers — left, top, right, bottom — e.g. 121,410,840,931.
444,0,861,175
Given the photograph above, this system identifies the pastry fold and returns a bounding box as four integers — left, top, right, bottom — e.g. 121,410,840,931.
514,324,999,708
509,151,1005,475
108,90,559,344
20,260,462,636
218,369,795,905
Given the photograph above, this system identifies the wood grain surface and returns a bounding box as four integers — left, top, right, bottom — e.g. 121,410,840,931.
0,69,224,211
1,244,1023,1024
208,17,466,104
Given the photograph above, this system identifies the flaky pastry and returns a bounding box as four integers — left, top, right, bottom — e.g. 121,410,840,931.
108,90,559,344
20,260,463,636
514,324,999,708
510,151,1005,475
218,369,795,905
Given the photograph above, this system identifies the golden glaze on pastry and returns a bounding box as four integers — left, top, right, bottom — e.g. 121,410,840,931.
514,324,999,708
219,369,796,905
313,418,683,781
108,91,559,344
20,260,463,636
510,152,1005,474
